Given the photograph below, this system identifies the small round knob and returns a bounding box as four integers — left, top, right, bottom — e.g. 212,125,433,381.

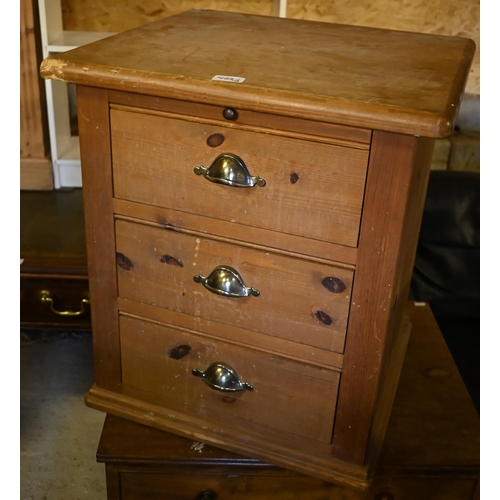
196,489,217,500
222,107,238,121
375,493,394,500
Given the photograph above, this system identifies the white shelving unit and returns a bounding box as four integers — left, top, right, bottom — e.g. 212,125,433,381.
37,0,287,188
38,0,115,188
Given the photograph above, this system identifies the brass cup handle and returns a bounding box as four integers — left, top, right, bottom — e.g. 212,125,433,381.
192,362,254,392
39,290,90,316
193,266,260,298
196,490,217,500
194,153,266,188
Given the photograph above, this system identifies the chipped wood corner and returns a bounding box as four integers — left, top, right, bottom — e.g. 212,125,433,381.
40,56,68,81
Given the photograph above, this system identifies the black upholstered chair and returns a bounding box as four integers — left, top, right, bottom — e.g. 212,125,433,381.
411,169,480,411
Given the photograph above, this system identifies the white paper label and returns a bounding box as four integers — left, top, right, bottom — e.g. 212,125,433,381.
212,75,245,83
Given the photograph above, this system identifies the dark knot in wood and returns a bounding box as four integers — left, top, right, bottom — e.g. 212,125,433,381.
168,345,191,360
206,133,225,147
116,252,133,271
321,276,346,293
160,254,184,267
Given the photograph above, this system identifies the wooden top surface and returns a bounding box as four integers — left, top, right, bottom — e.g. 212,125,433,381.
96,303,479,471
40,10,475,138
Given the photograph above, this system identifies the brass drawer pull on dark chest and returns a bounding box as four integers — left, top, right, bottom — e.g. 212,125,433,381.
192,362,254,392
195,489,217,500
39,290,90,316
193,266,260,298
194,153,266,188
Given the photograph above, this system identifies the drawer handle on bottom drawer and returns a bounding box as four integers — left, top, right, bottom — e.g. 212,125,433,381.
196,489,217,500
194,266,260,298
39,290,90,316
194,153,266,187
192,362,254,392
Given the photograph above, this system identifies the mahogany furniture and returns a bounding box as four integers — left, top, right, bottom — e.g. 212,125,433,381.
20,189,91,330
40,10,475,488
96,303,480,500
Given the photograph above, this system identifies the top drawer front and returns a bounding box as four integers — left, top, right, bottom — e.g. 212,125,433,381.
111,108,369,249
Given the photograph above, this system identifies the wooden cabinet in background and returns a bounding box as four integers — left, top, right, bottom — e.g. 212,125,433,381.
20,189,90,329
40,10,475,489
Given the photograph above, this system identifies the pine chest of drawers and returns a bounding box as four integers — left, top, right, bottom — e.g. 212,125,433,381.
40,9,474,489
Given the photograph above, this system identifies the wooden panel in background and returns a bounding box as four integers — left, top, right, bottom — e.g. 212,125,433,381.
287,0,479,95
21,0,52,189
60,0,479,95
61,0,275,32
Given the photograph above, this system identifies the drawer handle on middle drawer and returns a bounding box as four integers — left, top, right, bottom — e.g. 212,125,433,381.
194,153,266,187
193,265,260,298
192,362,254,392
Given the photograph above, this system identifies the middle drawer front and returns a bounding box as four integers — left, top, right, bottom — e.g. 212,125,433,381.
115,219,353,354
110,107,369,249
120,315,340,444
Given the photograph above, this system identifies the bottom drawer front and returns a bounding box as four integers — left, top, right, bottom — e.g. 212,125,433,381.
120,472,478,500
120,315,339,443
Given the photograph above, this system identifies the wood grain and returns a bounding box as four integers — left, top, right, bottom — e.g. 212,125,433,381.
21,0,51,189
60,10,476,489
41,10,475,137
113,201,359,267
86,382,370,489
94,303,479,499
115,219,352,353
60,0,479,95
287,0,480,95
119,315,340,444
116,299,344,370
20,158,53,190
111,107,368,248
61,0,276,32
332,132,434,465
76,85,121,389
108,91,372,146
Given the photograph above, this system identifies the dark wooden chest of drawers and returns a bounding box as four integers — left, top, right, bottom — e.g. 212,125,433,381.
20,189,91,330
41,10,475,489
96,304,480,499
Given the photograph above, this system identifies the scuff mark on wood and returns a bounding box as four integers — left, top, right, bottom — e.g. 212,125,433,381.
160,254,184,267
156,216,179,231
116,252,133,270
321,276,347,293
39,57,68,81
168,344,191,359
222,396,236,404
314,310,333,326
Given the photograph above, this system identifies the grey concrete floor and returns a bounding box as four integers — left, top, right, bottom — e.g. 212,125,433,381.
20,330,107,499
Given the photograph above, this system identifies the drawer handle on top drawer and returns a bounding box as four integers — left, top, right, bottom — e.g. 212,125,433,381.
194,266,260,298
194,153,266,188
193,362,254,392
39,290,90,316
